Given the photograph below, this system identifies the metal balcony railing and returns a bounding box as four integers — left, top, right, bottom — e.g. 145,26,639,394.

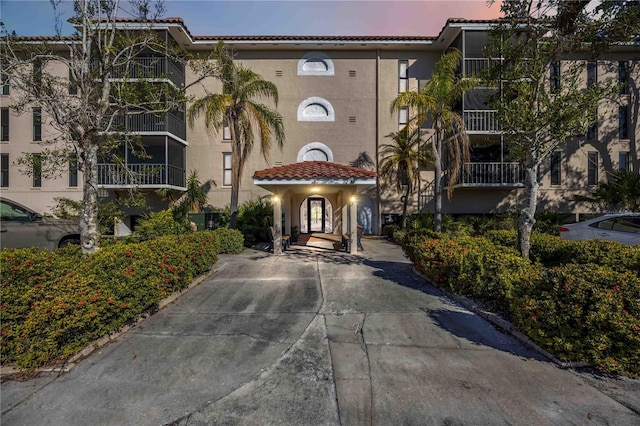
463,58,502,77
112,111,186,140
99,57,185,86
98,163,186,188
452,162,524,186
464,110,499,133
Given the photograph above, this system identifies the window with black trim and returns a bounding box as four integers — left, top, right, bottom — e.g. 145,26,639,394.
618,61,628,95
1,108,8,141
33,59,42,95
587,61,597,88
399,60,408,93
398,107,408,130
550,151,561,185
223,117,231,140
33,107,42,141
550,61,560,94
1,153,8,187
619,152,630,172
587,108,597,141
69,155,78,187
619,105,629,139
587,151,598,185
1,73,8,95
32,153,42,188
222,153,232,187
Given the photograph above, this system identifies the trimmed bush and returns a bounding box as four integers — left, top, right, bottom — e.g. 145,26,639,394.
0,231,223,370
212,228,244,254
134,209,190,239
400,232,640,377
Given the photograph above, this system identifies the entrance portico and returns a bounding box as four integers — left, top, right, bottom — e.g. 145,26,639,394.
253,161,377,255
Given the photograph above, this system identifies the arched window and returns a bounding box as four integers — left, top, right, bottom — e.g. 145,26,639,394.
297,52,335,76
297,97,335,122
297,142,334,162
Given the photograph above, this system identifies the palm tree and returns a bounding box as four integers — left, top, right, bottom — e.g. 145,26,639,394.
380,126,427,228
390,48,474,232
188,42,285,228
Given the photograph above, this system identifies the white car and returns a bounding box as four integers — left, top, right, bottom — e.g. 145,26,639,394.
559,213,640,246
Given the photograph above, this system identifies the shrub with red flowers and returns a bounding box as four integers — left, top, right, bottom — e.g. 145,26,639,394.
0,230,238,371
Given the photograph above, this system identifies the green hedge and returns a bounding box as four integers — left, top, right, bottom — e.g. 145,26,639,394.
485,230,640,274
0,230,239,370
211,228,244,254
401,234,640,377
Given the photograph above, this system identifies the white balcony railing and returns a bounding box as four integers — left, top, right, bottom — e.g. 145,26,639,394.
453,162,524,186
464,110,499,133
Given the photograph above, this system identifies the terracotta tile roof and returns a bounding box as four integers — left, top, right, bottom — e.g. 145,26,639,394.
253,161,377,181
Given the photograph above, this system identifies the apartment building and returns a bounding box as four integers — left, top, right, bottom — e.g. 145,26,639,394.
1,18,638,236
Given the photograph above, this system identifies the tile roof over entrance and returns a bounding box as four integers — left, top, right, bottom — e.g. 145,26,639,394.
253,161,377,181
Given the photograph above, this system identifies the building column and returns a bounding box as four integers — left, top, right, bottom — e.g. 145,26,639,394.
284,194,291,235
350,194,358,255
273,194,282,255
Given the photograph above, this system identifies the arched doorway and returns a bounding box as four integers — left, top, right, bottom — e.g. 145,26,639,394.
300,196,333,233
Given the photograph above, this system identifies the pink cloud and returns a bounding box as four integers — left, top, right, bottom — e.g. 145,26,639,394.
347,1,504,36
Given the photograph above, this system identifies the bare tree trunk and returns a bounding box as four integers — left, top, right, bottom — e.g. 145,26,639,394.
80,143,100,254
401,184,411,228
433,130,443,233
229,122,242,229
517,164,539,259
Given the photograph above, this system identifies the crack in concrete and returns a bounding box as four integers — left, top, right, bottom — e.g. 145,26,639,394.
167,253,331,426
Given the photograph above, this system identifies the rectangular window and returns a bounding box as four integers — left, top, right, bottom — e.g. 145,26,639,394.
1,153,8,187
619,152,630,172
69,155,78,187
550,151,561,185
550,61,560,93
222,152,232,187
619,105,629,139
587,109,597,141
619,61,628,95
33,59,42,94
587,61,597,88
32,153,42,188
33,107,42,141
588,152,598,186
1,108,8,141
398,60,408,93
68,67,77,95
222,118,231,141
1,73,8,95
398,107,409,129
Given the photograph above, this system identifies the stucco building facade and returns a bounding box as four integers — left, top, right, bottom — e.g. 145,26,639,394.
1,18,638,236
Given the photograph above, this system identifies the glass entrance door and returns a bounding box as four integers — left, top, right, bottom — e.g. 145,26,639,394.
308,198,325,233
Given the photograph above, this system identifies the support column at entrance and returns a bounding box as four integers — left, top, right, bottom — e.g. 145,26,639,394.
273,194,282,255
350,195,358,255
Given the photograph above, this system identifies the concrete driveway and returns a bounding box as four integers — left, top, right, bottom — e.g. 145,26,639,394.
2,237,639,425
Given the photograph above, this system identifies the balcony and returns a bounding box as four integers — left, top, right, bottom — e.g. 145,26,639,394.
464,110,499,133
448,162,524,188
102,57,185,86
98,163,186,189
113,111,186,140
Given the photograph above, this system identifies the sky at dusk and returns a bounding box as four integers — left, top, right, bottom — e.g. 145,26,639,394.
1,0,503,37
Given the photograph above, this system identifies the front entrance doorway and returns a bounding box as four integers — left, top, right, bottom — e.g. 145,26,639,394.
300,196,333,234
